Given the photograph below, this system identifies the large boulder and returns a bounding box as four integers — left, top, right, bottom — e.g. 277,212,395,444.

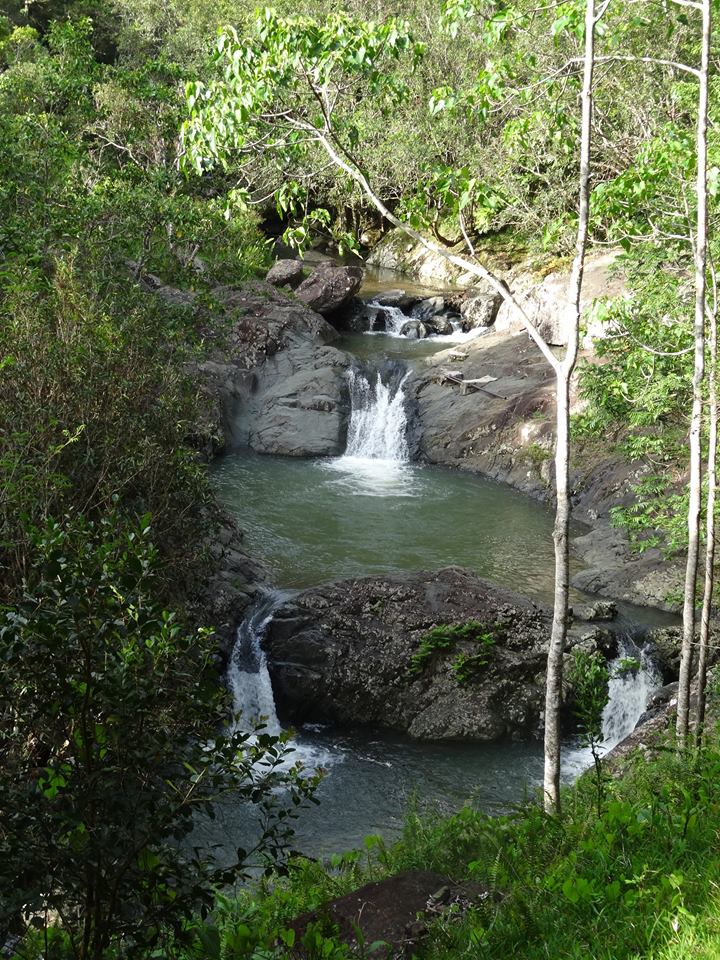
296,263,364,316
263,567,555,741
266,259,305,289
426,313,456,336
494,251,626,346
461,289,503,330
247,347,352,456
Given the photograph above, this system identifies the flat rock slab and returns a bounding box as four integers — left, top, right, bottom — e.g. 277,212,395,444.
287,870,448,956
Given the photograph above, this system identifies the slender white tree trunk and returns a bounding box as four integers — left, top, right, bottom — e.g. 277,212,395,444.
695,297,717,746
676,0,711,743
542,0,596,812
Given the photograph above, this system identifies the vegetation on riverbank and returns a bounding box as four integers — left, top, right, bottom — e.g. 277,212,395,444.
154,720,720,960
2,0,719,955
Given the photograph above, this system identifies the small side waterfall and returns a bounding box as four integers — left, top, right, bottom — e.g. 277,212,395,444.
562,635,661,777
344,363,410,462
227,592,285,736
600,636,661,748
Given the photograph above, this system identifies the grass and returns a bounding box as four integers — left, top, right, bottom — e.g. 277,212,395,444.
174,723,720,960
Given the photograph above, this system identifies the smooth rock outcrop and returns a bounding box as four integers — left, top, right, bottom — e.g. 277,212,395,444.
145,274,356,458
400,319,429,339
263,567,556,741
411,296,445,321
296,262,364,316
246,346,353,457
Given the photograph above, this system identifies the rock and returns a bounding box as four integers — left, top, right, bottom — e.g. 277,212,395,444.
296,263,364,316
193,517,266,660
263,567,555,741
566,627,617,659
287,871,460,957
461,290,503,329
265,259,305,289
425,313,456,336
399,319,429,339
370,289,417,311
494,251,626,346
242,345,354,457
411,296,445,321
582,600,618,622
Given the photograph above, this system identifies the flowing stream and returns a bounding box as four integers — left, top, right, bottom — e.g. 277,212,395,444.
207,273,673,859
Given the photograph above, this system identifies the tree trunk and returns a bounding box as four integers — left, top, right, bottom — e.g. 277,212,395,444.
695,298,717,747
676,0,711,743
542,0,596,812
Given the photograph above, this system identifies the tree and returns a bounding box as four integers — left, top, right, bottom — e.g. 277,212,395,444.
180,0,607,811
676,0,713,743
0,513,316,959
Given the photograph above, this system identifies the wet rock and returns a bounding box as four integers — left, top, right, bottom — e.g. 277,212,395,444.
296,263,364,316
266,259,306,289
582,600,618,622
370,288,418,311
194,518,266,660
399,319,429,339
425,313,456,336
411,296,445,322
242,345,354,457
263,567,556,741
461,290,502,329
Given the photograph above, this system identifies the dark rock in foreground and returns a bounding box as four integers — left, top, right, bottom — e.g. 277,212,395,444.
263,567,555,741
287,870,489,958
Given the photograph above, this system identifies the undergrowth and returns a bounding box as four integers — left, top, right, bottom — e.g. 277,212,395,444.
164,728,720,960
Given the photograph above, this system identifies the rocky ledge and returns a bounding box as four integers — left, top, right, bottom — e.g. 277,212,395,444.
263,566,613,742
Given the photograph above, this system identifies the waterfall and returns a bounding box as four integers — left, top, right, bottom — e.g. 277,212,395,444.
344,363,410,462
227,592,338,770
599,636,661,749
562,635,661,777
366,301,409,336
227,592,285,736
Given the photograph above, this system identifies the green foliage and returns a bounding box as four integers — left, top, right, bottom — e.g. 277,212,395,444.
0,514,317,959
568,649,610,747
176,734,720,960
408,620,496,679
0,257,209,601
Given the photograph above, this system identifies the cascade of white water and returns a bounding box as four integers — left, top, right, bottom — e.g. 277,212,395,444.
600,638,661,749
227,593,284,736
344,367,410,462
366,301,409,335
562,636,661,777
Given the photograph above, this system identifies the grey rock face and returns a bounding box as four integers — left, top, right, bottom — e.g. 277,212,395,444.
425,313,456,336
263,567,557,741
296,263,364,316
266,259,306,289
399,319,429,339
411,296,445,322
370,288,418,311
582,600,618,622
247,347,352,457
460,291,502,329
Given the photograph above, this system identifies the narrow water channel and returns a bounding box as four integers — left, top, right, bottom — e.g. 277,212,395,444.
203,271,674,860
